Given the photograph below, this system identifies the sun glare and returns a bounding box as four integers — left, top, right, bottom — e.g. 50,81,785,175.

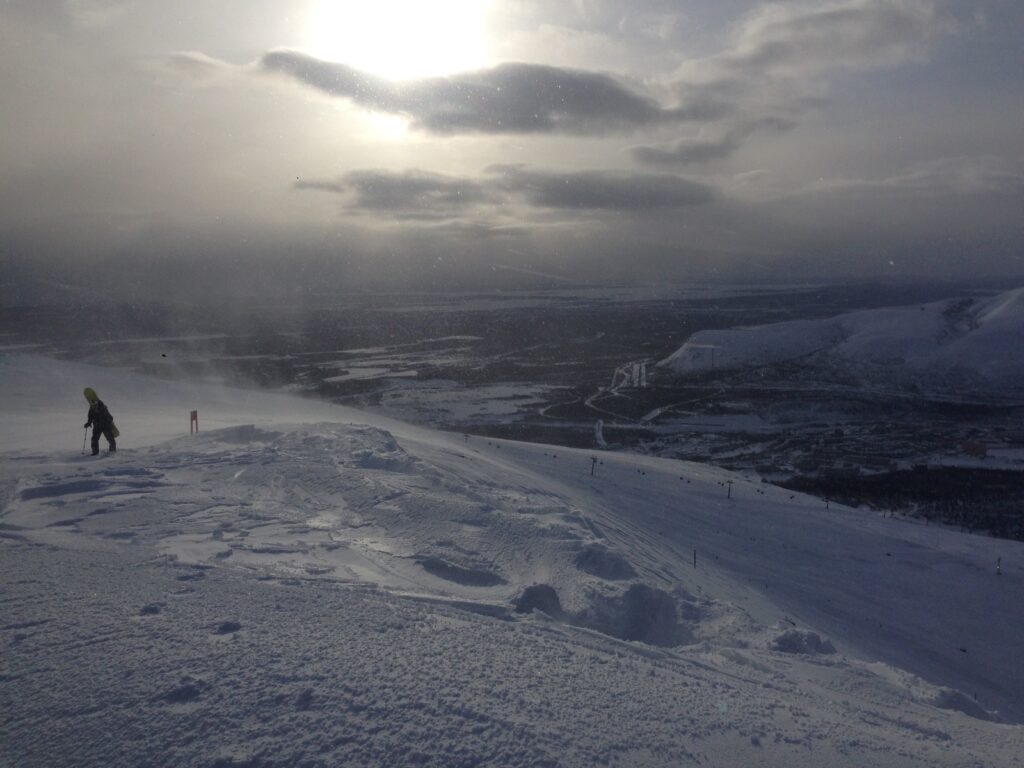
306,0,492,81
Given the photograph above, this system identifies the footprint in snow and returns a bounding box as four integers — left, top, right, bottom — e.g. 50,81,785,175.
295,688,315,711
158,677,208,705
214,621,241,635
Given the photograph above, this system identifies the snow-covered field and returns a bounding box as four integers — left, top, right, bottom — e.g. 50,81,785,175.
2,355,1022,767
658,288,1024,402
373,380,565,427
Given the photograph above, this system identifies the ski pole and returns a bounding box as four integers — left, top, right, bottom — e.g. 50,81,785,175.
82,427,88,455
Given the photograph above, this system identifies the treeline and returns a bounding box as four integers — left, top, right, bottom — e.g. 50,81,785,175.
780,467,1024,541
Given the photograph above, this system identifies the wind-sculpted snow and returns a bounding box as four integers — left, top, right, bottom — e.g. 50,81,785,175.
769,628,837,655
1,355,1023,766
659,287,1024,401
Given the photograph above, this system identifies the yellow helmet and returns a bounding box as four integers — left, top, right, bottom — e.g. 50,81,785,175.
83,387,98,403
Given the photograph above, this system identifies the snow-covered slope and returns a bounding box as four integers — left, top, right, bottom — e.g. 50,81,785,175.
658,288,1024,400
2,355,1022,767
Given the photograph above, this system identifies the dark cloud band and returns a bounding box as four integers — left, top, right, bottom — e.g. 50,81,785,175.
262,50,680,135
295,166,714,216
298,170,495,220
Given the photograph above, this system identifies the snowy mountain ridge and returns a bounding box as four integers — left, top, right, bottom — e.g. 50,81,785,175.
658,287,1024,401
1,355,1022,766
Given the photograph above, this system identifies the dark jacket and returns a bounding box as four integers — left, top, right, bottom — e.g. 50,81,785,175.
86,400,113,429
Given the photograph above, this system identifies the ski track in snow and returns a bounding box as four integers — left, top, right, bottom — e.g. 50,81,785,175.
1,355,1022,767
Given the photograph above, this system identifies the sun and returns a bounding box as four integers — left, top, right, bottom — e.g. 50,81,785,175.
305,0,493,81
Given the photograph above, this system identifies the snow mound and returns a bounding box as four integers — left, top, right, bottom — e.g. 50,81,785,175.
769,628,837,655
198,425,281,445
932,688,995,721
573,543,637,580
658,288,1024,400
579,584,691,647
344,426,422,472
515,581,693,647
513,584,564,616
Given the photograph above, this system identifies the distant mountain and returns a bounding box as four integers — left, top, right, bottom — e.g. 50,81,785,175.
658,287,1024,402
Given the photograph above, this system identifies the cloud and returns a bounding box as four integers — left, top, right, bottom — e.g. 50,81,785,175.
297,170,496,220
635,132,745,167
165,51,235,81
671,0,956,103
619,10,686,43
808,155,1024,196
295,166,714,217
720,0,956,78
261,50,681,135
633,117,798,167
633,1,957,168
65,0,134,29
240,1,953,155
486,164,714,210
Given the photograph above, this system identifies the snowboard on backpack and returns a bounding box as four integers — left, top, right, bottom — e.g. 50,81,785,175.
83,387,120,439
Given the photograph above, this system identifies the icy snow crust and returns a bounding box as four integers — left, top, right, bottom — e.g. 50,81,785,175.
2,355,1022,767
659,288,1024,401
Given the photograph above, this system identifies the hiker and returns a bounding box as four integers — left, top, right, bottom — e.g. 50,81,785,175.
83,387,117,455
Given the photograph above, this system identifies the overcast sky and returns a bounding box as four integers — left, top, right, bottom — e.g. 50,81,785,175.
2,0,1023,297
